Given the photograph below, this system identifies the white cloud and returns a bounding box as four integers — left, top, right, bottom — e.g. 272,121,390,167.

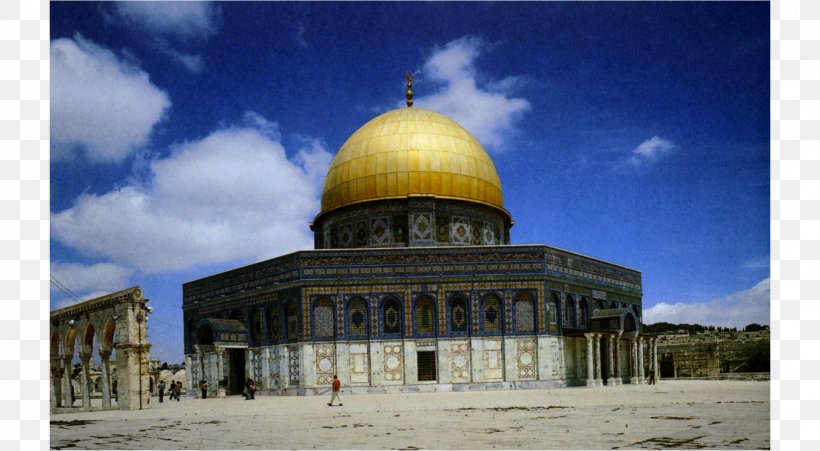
413,36,531,151
643,278,770,328
157,42,204,73
113,2,219,40
625,136,677,167
294,23,309,49
51,36,171,163
51,262,132,309
52,115,333,274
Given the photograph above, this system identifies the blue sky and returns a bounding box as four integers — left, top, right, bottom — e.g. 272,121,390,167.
50,2,770,363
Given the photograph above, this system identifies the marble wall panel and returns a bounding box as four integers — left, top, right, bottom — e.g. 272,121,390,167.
483,338,504,381
348,342,370,385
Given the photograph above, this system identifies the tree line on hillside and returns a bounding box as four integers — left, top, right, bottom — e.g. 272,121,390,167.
642,322,769,334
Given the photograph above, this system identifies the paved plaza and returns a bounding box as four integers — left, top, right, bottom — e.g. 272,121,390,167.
50,380,769,450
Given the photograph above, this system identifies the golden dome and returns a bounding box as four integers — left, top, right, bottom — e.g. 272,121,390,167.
320,107,506,216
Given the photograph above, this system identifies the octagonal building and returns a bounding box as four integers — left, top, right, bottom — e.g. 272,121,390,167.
182,91,655,397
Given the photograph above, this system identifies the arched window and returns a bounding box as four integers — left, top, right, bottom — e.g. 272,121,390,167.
578,297,589,330
251,308,263,346
415,295,436,335
449,295,469,334
610,301,619,309
481,293,502,333
198,322,214,346
313,297,335,338
548,293,559,328
597,300,606,311
347,297,368,338
563,294,575,328
269,304,282,343
514,292,535,333
285,300,299,341
382,297,402,335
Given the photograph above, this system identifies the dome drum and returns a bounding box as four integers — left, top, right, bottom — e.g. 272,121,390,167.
312,197,510,250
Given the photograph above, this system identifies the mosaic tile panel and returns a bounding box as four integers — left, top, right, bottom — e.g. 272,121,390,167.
505,291,513,334
314,344,335,385
336,296,345,337
355,221,368,247
436,215,449,242
383,298,402,334
288,346,300,385
285,301,299,340
370,297,379,337
411,213,433,241
471,292,480,334
370,217,390,245
252,351,263,382
517,338,537,379
393,215,407,244
451,216,471,244
482,221,496,245
471,220,482,244
383,344,403,381
339,223,354,248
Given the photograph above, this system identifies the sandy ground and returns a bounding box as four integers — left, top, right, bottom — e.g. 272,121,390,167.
50,380,769,450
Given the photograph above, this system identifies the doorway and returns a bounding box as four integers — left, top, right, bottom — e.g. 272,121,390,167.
227,348,246,395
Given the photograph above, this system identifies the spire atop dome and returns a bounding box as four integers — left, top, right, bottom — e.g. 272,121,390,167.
405,71,414,108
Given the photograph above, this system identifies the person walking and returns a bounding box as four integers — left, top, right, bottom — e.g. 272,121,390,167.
648,369,656,385
328,375,342,406
199,379,208,399
158,380,166,403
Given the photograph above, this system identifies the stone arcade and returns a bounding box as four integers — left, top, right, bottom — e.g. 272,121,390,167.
183,81,658,396
50,287,152,411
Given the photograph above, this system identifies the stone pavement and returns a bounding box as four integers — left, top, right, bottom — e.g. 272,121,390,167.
50,380,769,449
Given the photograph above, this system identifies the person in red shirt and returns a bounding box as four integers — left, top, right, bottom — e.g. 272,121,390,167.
328,375,342,406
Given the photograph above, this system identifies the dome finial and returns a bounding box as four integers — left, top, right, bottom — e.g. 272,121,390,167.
405,71,414,108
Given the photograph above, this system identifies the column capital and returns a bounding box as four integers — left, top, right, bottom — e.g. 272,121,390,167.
584,332,595,339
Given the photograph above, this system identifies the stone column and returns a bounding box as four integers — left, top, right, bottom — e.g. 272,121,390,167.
652,338,659,381
51,357,63,408
606,334,615,386
614,332,623,385
637,338,645,384
100,351,112,407
629,336,639,384
584,333,595,387
217,348,227,398
62,356,74,407
593,333,603,386
79,352,92,408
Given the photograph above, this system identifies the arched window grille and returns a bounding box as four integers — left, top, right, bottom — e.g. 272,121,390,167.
578,297,589,330
285,300,298,341
449,296,469,333
563,294,575,328
481,293,502,333
382,297,402,335
347,297,368,338
548,292,559,327
514,292,535,333
313,297,335,338
415,295,435,335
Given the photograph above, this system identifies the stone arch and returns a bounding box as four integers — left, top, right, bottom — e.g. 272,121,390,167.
50,287,150,412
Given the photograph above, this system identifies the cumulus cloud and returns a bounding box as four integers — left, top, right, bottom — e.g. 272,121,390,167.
643,278,770,328
51,262,133,309
413,36,531,151
624,136,677,167
113,2,220,41
51,36,171,163
52,114,333,273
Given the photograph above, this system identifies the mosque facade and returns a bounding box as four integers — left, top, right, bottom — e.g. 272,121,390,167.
183,80,657,396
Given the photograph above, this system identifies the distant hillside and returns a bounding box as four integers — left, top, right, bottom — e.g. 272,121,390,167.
643,322,768,334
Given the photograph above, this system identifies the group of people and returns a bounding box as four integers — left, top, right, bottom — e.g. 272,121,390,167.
157,380,182,402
